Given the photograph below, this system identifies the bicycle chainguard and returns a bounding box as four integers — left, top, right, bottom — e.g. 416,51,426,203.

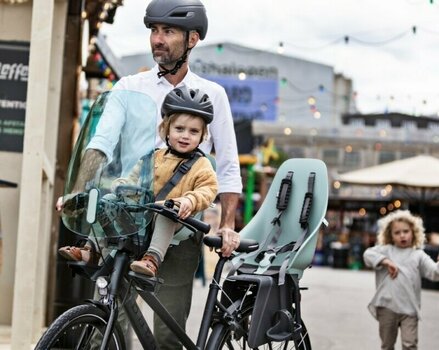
266,309,302,342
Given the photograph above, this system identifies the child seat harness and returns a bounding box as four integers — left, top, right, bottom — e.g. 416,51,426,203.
229,170,316,285
155,148,205,201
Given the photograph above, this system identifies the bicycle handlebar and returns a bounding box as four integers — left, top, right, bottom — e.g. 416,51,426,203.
65,191,211,234
144,202,211,234
114,200,210,234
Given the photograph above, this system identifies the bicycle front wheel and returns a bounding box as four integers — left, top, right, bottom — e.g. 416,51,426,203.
35,304,126,350
206,303,311,350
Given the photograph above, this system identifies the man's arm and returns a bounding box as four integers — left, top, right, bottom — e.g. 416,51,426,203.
219,192,239,229
217,192,240,257
56,149,106,211
72,149,106,192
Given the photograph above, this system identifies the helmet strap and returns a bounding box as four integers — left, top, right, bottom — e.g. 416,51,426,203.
157,32,192,78
157,50,188,78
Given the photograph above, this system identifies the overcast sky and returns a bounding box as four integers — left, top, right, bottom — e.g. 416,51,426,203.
101,0,439,116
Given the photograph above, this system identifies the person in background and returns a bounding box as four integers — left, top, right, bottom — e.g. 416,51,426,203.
363,210,439,350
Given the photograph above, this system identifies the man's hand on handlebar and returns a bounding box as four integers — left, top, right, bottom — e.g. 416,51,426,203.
216,227,240,258
55,196,64,212
55,193,85,216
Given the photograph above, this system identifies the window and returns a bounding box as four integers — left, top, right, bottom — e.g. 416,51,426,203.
401,152,416,159
378,151,395,164
343,151,360,167
322,149,339,166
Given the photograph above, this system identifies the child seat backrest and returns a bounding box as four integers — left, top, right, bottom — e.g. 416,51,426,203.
238,158,328,278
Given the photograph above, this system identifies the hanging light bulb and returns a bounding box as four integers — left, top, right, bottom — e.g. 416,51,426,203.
277,42,284,54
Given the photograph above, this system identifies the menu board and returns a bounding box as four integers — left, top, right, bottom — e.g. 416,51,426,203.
0,41,29,153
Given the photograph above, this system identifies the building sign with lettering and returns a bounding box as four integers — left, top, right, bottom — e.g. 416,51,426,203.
0,41,29,153
204,75,278,121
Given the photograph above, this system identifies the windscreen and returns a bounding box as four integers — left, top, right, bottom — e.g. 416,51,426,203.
62,90,157,238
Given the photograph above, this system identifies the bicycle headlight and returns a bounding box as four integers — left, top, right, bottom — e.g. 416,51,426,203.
96,277,108,296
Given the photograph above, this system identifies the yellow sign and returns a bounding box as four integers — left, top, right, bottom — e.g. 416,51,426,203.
261,138,279,165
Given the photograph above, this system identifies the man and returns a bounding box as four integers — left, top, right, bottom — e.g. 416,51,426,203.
78,0,241,348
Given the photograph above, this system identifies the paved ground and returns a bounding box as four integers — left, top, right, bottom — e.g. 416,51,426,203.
132,265,439,349
1,266,438,349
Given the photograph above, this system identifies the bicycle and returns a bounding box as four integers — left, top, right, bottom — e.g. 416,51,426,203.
36,91,328,349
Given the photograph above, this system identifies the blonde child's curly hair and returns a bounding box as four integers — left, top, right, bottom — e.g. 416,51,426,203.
376,209,425,248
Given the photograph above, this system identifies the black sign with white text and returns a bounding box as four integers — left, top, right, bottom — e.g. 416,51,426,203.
0,41,29,153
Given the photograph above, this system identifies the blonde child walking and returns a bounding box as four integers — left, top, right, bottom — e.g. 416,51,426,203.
363,209,439,350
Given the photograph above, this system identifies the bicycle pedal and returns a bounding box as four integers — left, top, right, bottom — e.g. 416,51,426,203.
128,271,163,291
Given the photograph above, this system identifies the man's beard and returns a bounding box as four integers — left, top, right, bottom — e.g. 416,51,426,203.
153,46,182,67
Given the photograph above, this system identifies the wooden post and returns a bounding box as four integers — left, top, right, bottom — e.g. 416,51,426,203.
11,1,56,348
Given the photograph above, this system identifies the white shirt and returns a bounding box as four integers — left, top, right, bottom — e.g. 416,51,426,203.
363,244,439,319
88,65,242,194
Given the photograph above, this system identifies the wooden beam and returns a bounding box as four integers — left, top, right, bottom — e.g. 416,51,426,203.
11,1,55,348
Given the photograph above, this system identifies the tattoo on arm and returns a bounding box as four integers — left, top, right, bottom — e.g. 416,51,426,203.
72,149,106,192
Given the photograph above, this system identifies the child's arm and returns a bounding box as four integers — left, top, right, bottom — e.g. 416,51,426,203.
419,250,439,281
110,159,143,193
179,159,218,212
380,258,399,279
364,245,398,278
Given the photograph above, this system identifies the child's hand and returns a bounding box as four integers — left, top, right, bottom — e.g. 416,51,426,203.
381,258,399,279
173,197,193,220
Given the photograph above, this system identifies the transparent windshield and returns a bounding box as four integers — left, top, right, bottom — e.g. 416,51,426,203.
62,90,157,238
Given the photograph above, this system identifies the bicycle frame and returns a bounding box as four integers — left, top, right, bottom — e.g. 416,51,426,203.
58,216,312,350
69,238,231,350
60,197,312,350
135,257,229,350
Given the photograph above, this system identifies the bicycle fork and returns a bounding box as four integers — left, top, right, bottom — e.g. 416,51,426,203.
196,256,228,348
99,251,130,350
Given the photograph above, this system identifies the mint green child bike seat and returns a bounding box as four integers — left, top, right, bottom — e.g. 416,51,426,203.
234,158,329,279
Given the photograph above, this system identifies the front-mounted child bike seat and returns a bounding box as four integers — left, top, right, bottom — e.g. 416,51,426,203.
233,158,328,279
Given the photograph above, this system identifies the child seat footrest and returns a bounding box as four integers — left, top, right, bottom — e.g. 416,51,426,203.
266,309,302,342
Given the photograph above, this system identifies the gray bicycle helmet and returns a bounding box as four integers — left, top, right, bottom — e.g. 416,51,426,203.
162,86,214,124
144,0,208,40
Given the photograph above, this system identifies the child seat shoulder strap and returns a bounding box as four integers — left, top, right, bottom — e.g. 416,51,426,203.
155,149,205,201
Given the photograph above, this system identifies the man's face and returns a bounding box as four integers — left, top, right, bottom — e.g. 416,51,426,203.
150,24,187,67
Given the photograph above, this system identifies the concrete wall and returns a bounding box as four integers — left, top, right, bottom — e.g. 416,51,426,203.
0,1,32,326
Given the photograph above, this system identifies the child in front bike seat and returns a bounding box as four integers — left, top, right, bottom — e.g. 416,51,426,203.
59,86,218,277
128,87,217,276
